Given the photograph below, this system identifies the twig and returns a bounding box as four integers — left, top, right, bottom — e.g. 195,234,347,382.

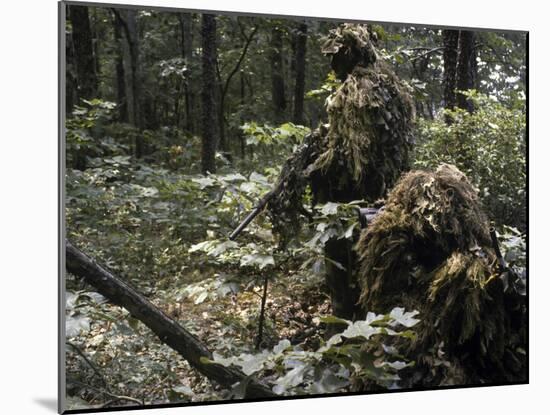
408,47,445,62
222,25,259,100
66,341,110,391
101,396,144,408
68,378,143,407
255,276,270,350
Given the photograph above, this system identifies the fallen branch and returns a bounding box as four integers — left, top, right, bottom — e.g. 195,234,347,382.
65,241,276,399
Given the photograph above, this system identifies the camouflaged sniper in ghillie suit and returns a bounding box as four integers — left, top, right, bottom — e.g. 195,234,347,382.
356,164,527,386
268,24,415,240
267,24,415,321
311,24,415,202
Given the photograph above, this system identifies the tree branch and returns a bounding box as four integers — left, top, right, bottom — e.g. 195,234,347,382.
222,25,259,101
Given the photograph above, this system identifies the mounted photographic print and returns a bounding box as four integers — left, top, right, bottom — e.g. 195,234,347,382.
59,0,528,413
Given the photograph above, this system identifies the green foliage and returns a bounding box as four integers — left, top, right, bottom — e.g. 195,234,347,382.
240,122,311,168
65,8,527,408
305,71,341,100
208,307,420,395
414,91,526,229
241,122,309,147
66,100,128,167
497,225,526,269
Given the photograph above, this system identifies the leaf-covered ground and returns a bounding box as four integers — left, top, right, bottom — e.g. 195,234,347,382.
66,264,331,409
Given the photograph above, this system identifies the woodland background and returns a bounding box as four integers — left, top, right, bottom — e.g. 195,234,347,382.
62,2,526,412
2,0,547,415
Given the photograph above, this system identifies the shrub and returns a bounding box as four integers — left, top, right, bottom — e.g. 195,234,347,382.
413,91,526,230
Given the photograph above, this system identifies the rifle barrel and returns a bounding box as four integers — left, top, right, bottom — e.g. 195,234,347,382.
229,207,263,240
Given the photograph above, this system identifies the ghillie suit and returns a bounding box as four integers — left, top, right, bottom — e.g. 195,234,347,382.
266,127,325,241
356,164,526,386
267,24,415,320
310,24,415,202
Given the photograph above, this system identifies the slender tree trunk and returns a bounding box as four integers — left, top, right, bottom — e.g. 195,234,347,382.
179,13,195,133
240,70,246,158
115,9,144,156
217,24,258,155
143,96,158,130
456,30,476,112
112,14,127,122
126,10,141,126
68,5,98,101
442,29,459,112
292,22,307,125
270,25,286,123
65,27,77,115
201,14,219,174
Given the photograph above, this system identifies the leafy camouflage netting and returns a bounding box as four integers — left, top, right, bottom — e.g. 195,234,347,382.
311,24,415,200
320,24,377,78
266,128,324,242
356,164,526,385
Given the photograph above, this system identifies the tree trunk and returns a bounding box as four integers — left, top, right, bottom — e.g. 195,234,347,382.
442,29,459,113
126,10,143,156
456,30,476,112
270,25,286,123
292,22,307,125
65,24,77,115
112,13,128,122
179,13,195,134
113,9,143,156
65,242,275,399
240,70,246,158
68,5,98,101
200,14,219,174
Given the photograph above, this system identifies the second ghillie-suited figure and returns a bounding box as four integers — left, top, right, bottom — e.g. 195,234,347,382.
266,24,415,319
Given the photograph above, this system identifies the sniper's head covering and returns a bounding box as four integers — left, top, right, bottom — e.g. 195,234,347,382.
321,24,378,80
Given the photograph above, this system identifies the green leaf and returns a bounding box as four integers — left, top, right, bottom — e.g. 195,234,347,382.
320,315,350,326
383,360,409,370
341,222,357,239
188,241,210,253
240,253,275,270
389,307,420,328
320,202,339,215
66,313,91,337
310,370,350,394
171,385,194,396
340,320,380,340
192,177,216,189
194,291,208,304
272,363,307,395
273,339,291,354
209,241,238,257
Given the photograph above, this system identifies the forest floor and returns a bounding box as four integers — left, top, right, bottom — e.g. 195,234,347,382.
66,266,331,409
